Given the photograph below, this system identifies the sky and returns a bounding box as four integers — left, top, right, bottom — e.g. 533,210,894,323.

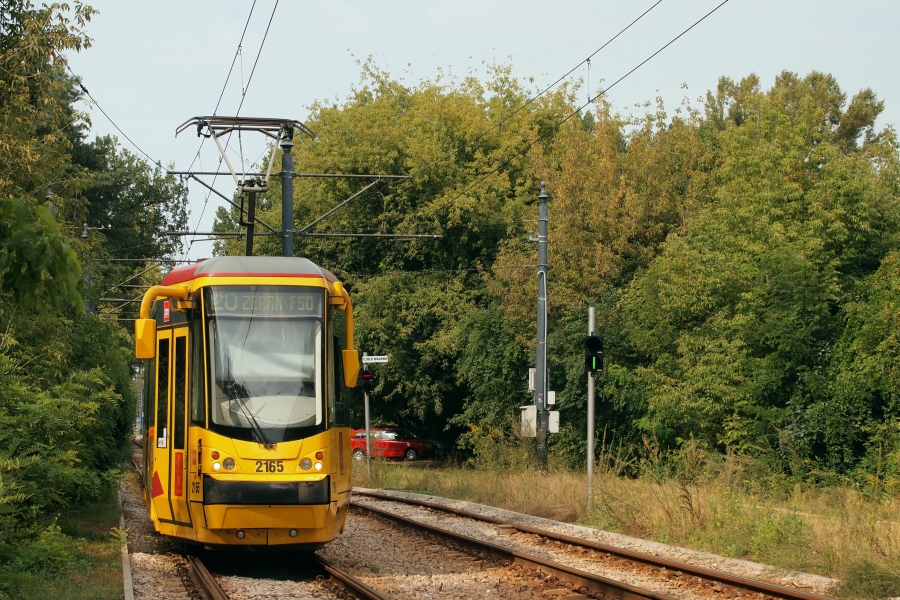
65,0,900,261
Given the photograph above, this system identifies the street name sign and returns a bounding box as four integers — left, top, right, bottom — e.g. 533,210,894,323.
362,355,389,364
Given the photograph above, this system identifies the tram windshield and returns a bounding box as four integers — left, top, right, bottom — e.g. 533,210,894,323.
204,285,325,443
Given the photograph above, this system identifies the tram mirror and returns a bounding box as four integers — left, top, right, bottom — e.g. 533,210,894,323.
134,318,156,359
342,349,359,388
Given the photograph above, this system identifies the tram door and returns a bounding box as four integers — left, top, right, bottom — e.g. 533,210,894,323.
151,328,192,526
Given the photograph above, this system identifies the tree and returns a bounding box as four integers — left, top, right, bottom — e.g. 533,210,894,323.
620,72,899,460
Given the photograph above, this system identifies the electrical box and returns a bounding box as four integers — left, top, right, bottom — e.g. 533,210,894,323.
547,390,556,406
520,405,536,437
520,407,559,435
528,368,536,391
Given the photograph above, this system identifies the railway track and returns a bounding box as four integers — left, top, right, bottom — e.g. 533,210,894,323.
183,552,391,600
351,491,835,600
126,440,832,600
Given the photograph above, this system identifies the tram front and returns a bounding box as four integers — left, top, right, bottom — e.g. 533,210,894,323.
134,257,358,548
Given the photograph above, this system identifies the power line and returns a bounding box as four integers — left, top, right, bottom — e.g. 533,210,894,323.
183,1,259,256
341,264,538,279
184,0,257,172
410,0,665,180
184,0,279,259
64,64,160,166
235,0,278,116
431,0,732,214
213,2,259,120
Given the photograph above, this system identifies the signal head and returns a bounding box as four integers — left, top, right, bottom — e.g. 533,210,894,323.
361,367,375,393
585,334,604,374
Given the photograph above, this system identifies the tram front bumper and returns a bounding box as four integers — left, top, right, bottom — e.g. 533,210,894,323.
203,503,329,530
197,501,342,547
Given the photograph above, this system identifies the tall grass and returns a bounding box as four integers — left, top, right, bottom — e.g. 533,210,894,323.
353,430,900,599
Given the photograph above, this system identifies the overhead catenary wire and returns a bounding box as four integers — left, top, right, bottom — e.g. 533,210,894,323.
341,264,539,279
183,0,279,259
183,0,258,172
186,0,664,250
430,0,732,214
410,0,665,180
63,64,161,166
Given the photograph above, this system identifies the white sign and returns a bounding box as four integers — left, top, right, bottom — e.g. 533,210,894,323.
547,390,556,406
528,368,536,391
362,355,389,364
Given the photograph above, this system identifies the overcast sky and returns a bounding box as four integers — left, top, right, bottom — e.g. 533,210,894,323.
65,0,899,260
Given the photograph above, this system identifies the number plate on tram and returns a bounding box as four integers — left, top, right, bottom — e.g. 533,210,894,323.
255,460,284,473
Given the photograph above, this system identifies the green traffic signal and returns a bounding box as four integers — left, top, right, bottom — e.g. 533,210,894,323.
585,334,603,374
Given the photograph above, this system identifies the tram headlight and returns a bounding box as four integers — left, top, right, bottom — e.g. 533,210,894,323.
300,458,312,470
314,462,323,471
213,461,221,470
223,458,235,470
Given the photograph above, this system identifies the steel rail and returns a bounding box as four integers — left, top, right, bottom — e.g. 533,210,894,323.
185,555,230,600
182,553,392,600
313,555,394,600
351,502,676,600
353,491,833,600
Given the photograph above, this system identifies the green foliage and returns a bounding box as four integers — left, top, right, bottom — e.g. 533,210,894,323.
615,72,899,468
449,306,530,446
0,4,180,591
0,200,83,312
216,61,573,438
465,421,538,471
0,525,83,576
74,135,188,262
837,559,900,600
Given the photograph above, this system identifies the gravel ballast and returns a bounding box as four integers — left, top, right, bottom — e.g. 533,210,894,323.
352,488,836,597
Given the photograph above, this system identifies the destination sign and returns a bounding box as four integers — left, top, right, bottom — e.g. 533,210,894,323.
362,355,389,364
208,286,323,317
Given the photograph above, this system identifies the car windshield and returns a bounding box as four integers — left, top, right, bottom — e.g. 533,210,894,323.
205,285,325,443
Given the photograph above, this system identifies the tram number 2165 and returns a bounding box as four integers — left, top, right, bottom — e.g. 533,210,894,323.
255,460,284,473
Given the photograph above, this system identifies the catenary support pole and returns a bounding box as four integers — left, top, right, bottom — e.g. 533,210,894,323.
244,190,256,257
281,132,294,257
587,306,596,512
363,352,372,483
535,182,550,466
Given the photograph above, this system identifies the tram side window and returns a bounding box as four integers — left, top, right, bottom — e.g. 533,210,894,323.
144,357,155,432
156,338,170,444
190,319,204,425
174,336,186,450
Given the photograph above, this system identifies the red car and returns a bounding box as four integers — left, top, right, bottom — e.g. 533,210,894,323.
351,427,442,461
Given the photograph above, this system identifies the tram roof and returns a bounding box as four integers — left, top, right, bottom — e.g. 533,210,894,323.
161,256,338,286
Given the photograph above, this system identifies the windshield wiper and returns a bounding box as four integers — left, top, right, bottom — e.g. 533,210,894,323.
224,383,274,449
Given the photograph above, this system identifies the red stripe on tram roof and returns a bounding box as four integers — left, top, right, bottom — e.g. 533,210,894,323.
161,269,325,286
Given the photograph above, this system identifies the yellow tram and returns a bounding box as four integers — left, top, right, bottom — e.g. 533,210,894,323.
133,256,360,548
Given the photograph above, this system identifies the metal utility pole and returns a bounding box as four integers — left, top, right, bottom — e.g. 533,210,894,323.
244,191,257,256
175,116,313,257
535,182,550,466
363,352,372,483
587,306,596,512
280,130,294,257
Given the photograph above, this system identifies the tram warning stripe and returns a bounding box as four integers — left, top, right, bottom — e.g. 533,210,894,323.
151,470,164,498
